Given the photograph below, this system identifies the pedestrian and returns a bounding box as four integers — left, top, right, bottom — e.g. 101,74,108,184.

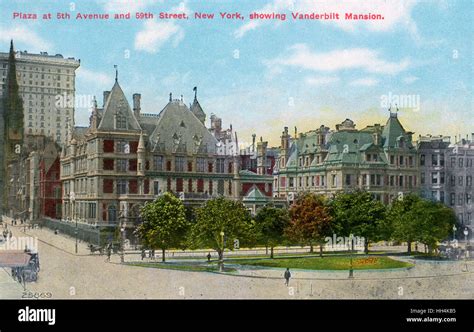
151,249,155,260
284,268,291,286
148,249,152,259
106,247,111,262
9,230,12,239
206,252,212,263
141,249,146,260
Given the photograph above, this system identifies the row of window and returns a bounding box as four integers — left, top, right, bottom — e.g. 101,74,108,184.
278,174,416,189
420,154,473,168
421,173,473,187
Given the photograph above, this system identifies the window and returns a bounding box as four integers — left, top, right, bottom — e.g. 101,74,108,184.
458,176,463,186
116,159,127,172
216,159,225,173
116,113,127,129
166,161,171,171
103,179,114,193
129,159,137,171
87,203,96,219
175,156,185,172
103,139,114,153
117,180,127,194
440,154,445,166
176,178,183,192
450,157,456,168
197,158,206,172
345,174,351,186
440,172,445,184
440,191,444,203
399,156,404,165
390,175,395,186
420,154,425,166
188,162,193,172
467,176,472,187
431,172,438,184
459,158,463,168
431,154,438,166
450,193,455,206
289,177,294,188
117,141,129,153
197,179,204,192
103,159,114,170
467,194,472,205
331,175,337,187
421,173,425,185
153,156,163,171
450,175,456,186
458,193,463,206
408,156,413,166
399,176,404,187
218,180,224,195
153,181,160,195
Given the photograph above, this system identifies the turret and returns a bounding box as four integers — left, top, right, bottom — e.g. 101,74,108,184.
137,131,146,176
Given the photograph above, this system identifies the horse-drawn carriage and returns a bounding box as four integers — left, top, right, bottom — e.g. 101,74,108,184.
0,250,40,288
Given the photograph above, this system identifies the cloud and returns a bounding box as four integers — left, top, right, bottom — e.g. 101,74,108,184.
134,1,189,53
305,76,340,86
403,76,419,84
101,0,162,13
134,21,184,53
76,67,112,86
0,25,52,52
268,44,410,75
236,0,419,38
350,78,379,87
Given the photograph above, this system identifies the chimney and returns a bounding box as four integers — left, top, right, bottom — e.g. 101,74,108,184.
133,93,141,117
103,91,110,107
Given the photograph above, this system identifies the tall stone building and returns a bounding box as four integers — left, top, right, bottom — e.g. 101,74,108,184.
0,43,80,144
60,77,273,235
273,111,419,204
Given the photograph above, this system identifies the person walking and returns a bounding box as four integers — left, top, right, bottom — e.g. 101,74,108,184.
141,249,146,260
284,268,291,286
206,252,212,263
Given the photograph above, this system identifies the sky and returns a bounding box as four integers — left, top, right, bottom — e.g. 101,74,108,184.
0,0,472,146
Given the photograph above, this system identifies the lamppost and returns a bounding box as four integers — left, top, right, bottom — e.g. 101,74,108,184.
70,192,77,254
453,225,457,242
464,228,469,245
120,224,125,263
348,233,354,279
219,231,225,272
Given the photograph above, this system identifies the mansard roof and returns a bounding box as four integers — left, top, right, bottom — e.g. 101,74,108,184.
381,112,413,149
97,81,142,131
149,99,218,154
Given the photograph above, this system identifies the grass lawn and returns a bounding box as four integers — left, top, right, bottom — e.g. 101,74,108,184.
228,255,413,270
125,262,237,273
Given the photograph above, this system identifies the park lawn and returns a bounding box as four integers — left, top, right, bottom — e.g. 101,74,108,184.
229,255,413,270
126,262,236,273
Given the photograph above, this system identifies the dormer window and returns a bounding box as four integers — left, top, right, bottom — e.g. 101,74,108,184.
116,112,127,129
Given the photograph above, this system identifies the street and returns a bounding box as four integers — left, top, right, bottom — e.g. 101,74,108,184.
1,224,473,299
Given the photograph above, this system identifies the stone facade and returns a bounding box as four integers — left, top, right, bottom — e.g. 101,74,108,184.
274,112,419,204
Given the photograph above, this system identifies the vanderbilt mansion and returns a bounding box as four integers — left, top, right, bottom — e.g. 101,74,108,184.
37,76,467,239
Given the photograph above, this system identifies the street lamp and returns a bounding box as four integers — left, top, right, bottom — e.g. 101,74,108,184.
453,225,457,242
464,228,469,245
120,225,125,263
219,231,225,272
70,192,77,254
348,233,354,279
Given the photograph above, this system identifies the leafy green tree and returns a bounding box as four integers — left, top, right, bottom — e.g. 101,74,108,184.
285,193,332,256
410,199,456,254
135,192,189,262
386,194,421,254
190,197,253,267
255,205,290,258
331,190,386,254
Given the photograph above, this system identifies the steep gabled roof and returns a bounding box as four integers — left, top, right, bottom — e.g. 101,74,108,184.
190,98,206,124
382,113,409,148
98,81,142,131
149,100,217,154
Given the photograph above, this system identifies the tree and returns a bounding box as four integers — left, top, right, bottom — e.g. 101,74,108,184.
255,205,290,258
135,192,188,262
285,193,332,256
190,197,253,268
386,194,421,254
331,190,386,254
387,195,456,254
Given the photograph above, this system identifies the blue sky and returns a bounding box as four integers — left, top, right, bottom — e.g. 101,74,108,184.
0,0,472,146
